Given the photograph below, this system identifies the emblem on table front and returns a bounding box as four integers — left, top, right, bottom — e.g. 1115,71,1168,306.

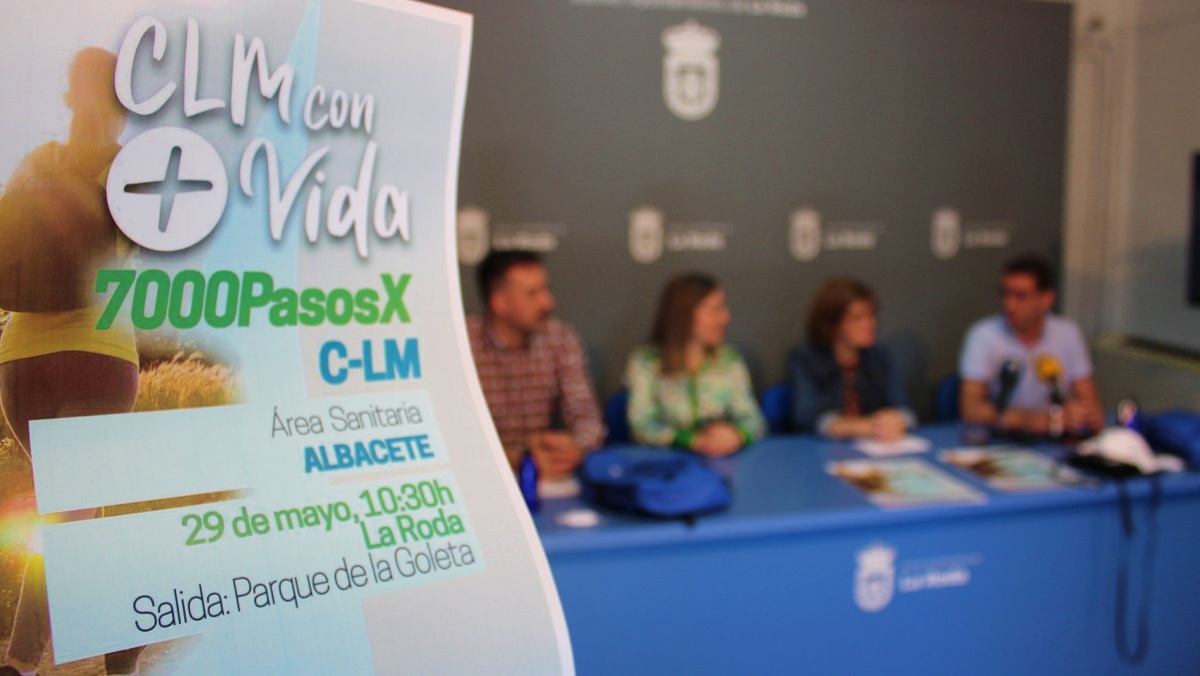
662,19,720,122
854,543,897,612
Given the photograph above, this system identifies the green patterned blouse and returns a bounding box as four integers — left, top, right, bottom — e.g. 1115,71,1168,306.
624,344,766,448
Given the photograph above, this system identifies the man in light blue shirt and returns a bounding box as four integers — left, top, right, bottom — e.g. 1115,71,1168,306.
959,255,1104,436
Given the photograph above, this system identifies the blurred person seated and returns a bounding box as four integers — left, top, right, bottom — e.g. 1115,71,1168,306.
467,250,604,480
788,277,914,441
959,254,1103,437
625,273,765,457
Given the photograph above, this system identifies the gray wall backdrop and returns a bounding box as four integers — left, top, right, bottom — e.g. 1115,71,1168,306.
1120,0,1200,353
444,0,1072,420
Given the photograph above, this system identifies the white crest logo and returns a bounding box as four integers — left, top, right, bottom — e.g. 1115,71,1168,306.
931,207,962,260
457,205,490,266
854,543,897,612
789,207,822,262
662,20,720,122
629,206,665,264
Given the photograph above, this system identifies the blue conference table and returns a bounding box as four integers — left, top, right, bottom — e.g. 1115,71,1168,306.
533,425,1200,675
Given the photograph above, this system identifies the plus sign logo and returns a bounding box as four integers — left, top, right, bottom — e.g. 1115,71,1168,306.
106,127,228,252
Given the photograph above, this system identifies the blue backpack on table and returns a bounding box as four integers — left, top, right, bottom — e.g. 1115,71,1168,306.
580,447,732,519
1140,410,1200,468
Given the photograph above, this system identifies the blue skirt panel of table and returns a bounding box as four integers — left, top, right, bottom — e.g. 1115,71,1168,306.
534,424,1200,675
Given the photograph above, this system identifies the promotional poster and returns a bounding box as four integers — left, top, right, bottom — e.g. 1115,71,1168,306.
0,1,572,673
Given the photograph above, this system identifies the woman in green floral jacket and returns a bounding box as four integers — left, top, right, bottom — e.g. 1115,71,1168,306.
625,273,765,457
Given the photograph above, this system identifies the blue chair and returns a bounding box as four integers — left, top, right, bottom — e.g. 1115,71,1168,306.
934,374,961,422
604,388,631,445
759,382,792,435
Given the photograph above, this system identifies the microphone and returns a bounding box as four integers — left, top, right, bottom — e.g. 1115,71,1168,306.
994,358,1023,416
1034,354,1064,406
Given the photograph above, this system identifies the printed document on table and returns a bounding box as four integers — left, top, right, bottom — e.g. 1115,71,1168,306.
855,435,933,457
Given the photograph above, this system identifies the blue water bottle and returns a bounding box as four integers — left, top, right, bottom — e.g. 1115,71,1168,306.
519,449,539,513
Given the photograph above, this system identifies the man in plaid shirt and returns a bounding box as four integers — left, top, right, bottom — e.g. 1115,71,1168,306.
467,250,604,480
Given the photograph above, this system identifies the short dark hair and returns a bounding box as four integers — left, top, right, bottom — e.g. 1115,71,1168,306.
477,250,543,305
806,277,877,349
1002,253,1056,291
651,272,721,375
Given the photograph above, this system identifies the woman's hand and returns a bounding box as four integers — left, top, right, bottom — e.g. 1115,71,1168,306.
871,409,909,442
691,422,744,457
